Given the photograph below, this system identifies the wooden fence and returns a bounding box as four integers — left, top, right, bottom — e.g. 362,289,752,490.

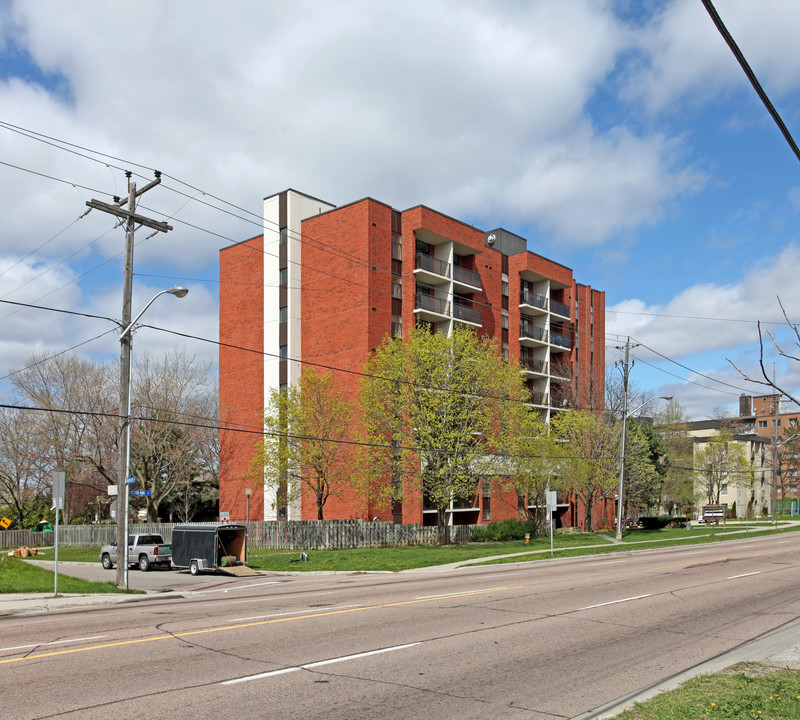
1,520,476,551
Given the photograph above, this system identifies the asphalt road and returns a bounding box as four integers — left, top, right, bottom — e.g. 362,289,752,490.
4,534,800,719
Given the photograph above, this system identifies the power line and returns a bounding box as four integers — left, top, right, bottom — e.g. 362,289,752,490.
701,0,800,165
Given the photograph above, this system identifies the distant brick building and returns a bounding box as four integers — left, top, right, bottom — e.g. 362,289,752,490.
219,189,607,528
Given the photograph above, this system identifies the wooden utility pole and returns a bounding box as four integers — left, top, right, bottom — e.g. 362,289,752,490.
86,172,172,589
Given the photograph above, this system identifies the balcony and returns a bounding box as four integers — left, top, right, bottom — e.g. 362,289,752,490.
520,358,548,375
519,289,548,314
529,391,549,407
550,299,570,319
551,331,572,350
550,362,571,380
414,292,450,322
414,253,450,284
452,264,482,292
520,320,548,347
453,301,481,326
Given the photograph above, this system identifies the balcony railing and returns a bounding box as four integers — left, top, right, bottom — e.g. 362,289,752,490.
452,264,482,289
520,358,548,374
529,391,549,406
453,302,481,325
520,322,547,343
551,331,571,349
520,289,547,311
415,293,450,316
550,363,571,379
550,299,570,318
415,253,450,279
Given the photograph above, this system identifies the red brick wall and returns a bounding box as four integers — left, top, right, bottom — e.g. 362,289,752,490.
299,199,396,520
219,236,264,522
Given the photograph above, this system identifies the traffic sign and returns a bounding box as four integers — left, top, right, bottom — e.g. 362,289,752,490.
125,476,136,485
129,490,151,497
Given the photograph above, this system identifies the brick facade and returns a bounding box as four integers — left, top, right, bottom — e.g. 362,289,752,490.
219,190,607,528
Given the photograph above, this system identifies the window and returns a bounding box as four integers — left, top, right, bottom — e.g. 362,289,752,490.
758,420,768,428
392,282,403,299
791,418,798,427
502,312,509,329
279,267,288,286
501,281,509,297
392,242,402,260
721,483,728,495
279,345,288,360
279,306,288,323
279,227,288,245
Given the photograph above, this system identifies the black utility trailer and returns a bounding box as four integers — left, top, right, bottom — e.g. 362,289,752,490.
171,524,248,576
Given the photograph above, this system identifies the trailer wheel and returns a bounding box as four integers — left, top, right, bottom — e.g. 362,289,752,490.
139,555,151,572
101,554,113,570
190,560,199,576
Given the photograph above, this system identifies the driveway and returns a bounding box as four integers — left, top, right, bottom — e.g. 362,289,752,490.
25,560,249,592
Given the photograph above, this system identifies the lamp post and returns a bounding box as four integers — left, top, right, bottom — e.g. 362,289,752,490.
615,395,673,540
116,286,188,589
245,488,252,524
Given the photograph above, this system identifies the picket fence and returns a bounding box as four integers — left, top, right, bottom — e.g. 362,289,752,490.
1,520,476,551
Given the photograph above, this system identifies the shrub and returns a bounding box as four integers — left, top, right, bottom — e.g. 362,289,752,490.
472,518,539,542
638,516,671,530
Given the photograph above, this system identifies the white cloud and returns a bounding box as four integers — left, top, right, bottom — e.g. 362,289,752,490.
624,0,800,112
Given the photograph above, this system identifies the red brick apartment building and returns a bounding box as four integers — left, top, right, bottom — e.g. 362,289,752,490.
219,189,606,528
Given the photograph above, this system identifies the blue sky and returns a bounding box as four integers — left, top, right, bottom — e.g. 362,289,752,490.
1,0,800,420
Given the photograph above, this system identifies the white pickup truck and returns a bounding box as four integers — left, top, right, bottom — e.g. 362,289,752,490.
100,533,172,572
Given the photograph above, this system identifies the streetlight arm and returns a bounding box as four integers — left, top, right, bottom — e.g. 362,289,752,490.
119,286,188,340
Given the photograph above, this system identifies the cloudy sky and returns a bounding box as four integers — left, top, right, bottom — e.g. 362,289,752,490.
1,0,800,420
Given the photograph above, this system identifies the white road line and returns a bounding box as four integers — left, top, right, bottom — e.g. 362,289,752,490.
579,594,652,611
677,551,705,556
0,635,105,653
727,571,761,580
228,604,362,622
194,581,283,594
415,587,507,600
777,540,793,544
594,560,626,565
221,642,422,685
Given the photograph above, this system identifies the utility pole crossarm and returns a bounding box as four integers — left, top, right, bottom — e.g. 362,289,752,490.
85,199,173,233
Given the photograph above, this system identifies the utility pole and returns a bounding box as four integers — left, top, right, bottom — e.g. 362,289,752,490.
614,337,638,540
86,172,172,589
773,393,780,527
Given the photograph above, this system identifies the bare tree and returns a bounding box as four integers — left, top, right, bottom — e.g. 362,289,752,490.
728,297,800,407
129,350,215,522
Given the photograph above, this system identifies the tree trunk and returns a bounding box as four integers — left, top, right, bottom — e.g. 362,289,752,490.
317,496,324,520
437,506,449,545
584,498,594,533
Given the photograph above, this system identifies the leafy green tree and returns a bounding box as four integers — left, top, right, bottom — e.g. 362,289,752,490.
694,429,752,505
250,367,353,520
654,398,696,514
504,409,563,535
623,419,668,516
551,410,620,532
361,324,527,544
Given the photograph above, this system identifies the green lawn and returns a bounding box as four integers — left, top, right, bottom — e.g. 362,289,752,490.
247,533,611,572
617,664,800,719
0,555,139,594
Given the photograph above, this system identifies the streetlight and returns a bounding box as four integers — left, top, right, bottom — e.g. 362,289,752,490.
245,488,252,524
615,395,673,540
116,286,188,589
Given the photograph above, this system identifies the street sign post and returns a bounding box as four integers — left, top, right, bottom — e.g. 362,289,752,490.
52,471,65,596
546,490,557,557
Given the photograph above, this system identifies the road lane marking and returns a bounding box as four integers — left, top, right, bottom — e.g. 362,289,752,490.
416,587,507,600
221,642,422,685
0,586,522,665
677,551,705,556
579,594,652,611
593,560,626,565
228,604,362,622
727,571,761,580
193,581,283,594
0,636,105,653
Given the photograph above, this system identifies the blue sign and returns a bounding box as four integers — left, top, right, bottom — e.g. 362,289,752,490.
129,490,151,497
125,476,136,485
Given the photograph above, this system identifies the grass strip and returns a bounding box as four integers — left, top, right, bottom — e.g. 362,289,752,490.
617,664,800,719
0,555,140,594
